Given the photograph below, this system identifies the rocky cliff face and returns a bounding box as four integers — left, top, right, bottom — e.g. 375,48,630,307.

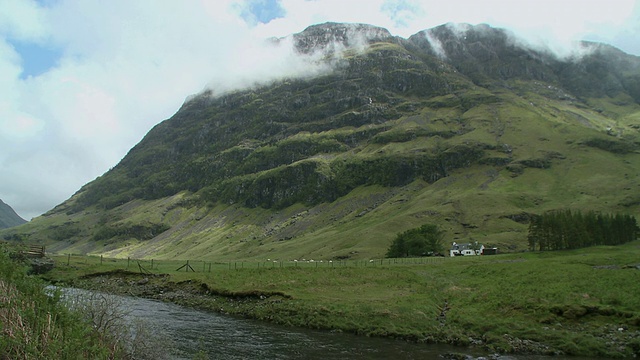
4,23,640,260
293,22,393,54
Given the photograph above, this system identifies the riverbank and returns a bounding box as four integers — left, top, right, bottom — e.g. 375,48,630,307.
0,247,127,359
42,242,640,358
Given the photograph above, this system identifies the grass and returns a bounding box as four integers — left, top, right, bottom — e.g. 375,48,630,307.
43,241,640,357
0,246,121,359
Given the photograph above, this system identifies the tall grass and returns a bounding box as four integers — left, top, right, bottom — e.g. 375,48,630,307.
0,245,167,359
0,248,113,358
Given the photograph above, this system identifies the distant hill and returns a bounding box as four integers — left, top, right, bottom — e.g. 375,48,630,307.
0,199,27,229
2,23,639,260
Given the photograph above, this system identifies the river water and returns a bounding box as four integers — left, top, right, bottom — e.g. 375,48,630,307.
107,292,476,359
56,288,607,360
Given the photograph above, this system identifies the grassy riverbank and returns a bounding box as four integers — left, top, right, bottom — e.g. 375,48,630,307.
43,242,640,358
0,247,124,359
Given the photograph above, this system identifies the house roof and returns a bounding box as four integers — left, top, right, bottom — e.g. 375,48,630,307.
451,242,482,250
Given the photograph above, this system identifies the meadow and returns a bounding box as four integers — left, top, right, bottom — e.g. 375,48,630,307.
43,241,640,358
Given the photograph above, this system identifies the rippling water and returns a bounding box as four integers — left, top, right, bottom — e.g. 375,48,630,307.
118,293,475,359
55,288,607,360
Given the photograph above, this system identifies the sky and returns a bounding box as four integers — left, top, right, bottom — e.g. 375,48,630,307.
1,0,639,221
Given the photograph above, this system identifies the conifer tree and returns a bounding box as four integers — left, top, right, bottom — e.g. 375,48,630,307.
527,210,637,251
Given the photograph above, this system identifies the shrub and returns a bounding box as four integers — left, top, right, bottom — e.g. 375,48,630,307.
386,224,445,258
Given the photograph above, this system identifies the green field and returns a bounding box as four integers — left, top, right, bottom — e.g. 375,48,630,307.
43,242,640,358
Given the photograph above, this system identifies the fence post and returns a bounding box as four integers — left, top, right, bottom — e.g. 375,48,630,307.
127,257,130,269
67,253,70,266
100,255,103,265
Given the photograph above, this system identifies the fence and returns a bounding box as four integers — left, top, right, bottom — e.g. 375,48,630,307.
23,245,46,258
0,242,46,258
57,254,446,274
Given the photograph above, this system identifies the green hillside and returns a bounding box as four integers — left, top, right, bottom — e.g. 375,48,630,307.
2,23,639,260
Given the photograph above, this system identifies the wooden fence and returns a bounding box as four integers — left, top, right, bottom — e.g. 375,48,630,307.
22,245,46,258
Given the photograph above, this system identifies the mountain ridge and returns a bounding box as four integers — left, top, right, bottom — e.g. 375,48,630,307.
0,199,27,229
2,22,639,260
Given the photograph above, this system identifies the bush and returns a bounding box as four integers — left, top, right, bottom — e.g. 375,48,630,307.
386,224,445,258
62,290,171,359
583,137,637,154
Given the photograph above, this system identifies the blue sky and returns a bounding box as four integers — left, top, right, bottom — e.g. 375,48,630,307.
9,41,61,78
1,0,639,220
238,0,286,25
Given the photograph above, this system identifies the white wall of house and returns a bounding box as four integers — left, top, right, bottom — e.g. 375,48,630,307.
449,242,485,257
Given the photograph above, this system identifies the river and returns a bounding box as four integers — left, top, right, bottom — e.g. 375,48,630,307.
55,287,607,360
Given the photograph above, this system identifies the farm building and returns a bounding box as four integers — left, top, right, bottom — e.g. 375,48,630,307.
449,242,484,257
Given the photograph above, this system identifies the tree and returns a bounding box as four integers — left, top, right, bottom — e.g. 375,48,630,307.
527,214,542,251
527,209,638,251
386,224,444,258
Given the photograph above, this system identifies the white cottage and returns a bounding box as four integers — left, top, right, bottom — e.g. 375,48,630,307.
449,242,485,257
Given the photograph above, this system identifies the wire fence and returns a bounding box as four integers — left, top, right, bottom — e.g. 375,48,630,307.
56,253,448,274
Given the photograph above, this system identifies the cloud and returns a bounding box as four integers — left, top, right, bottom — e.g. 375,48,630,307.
0,0,638,220
203,31,337,97
0,0,254,219
443,0,639,57
0,0,48,41
381,0,425,28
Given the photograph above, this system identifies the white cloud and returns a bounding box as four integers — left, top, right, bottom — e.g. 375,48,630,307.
381,0,426,28
0,0,48,41
0,0,638,220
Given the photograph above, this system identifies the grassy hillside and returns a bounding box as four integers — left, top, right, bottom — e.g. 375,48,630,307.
5,84,640,260
2,23,640,260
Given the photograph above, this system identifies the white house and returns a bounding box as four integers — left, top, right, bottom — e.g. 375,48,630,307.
449,242,485,257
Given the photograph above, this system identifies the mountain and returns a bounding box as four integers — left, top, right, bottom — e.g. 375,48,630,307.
2,23,639,260
0,199,27,229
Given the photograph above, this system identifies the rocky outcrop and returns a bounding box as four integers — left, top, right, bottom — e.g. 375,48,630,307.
27,257,55,275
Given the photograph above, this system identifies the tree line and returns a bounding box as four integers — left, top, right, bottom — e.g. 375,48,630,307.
528,209,638,251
